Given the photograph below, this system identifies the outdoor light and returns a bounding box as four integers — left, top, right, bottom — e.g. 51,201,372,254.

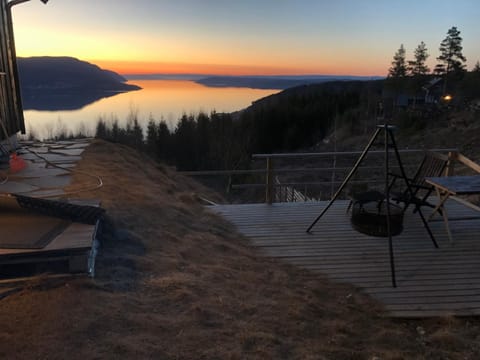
443,94,453,102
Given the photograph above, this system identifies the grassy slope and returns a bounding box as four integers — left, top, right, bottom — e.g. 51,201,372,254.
0,140,479,359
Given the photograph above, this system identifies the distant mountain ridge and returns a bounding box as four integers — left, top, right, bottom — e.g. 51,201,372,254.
196,75,384,90
124,73,384,90
17,56,141,111
17,56,141,93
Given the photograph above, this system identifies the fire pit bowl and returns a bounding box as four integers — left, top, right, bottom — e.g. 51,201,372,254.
351,197,404,237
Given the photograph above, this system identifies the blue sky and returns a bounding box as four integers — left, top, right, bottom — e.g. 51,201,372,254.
11,0,480,75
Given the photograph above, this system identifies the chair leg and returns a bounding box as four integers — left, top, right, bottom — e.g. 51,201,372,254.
346,200,353,214
415,205,439,248
388,234,397,287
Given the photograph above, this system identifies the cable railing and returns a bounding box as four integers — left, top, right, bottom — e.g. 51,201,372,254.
181,148,461,204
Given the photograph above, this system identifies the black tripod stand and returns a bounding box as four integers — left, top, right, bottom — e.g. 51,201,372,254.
306,125,438,287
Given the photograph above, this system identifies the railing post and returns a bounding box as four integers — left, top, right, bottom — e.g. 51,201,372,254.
446,151,457,176
265,156,274,204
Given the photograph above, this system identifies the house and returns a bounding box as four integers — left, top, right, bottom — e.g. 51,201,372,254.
382,77,445,112
422,77,444,104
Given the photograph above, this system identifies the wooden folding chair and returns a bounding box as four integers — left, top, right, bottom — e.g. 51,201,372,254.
389,151,450,212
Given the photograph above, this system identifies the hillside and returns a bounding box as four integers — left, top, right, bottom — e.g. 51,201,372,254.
17,56,140,93
196,75,383,90
233,73,480,155
0,140,479,358
16,57,141,111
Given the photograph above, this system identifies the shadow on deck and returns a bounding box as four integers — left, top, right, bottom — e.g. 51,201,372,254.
211,200,480,318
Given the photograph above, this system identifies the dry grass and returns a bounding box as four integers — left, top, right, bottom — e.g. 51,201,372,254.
0,139,479,359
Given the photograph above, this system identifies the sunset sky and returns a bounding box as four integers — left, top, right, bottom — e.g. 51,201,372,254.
11,0,480,76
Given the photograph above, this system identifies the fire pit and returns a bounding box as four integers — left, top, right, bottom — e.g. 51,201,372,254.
350,192,404,237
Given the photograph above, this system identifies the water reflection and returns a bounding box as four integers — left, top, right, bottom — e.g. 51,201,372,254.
23,80,279,140
21,90,124,111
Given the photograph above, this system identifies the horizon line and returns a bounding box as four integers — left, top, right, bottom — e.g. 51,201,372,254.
122,73,386,78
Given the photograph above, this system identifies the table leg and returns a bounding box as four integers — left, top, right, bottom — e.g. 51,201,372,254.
432,187,453,244
428,189,450,221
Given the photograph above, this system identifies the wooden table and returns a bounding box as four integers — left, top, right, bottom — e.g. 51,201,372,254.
425,175,480,243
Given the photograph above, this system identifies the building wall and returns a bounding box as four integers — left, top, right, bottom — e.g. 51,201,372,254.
0,1,26,140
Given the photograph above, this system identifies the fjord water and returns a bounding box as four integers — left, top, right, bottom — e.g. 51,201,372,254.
23,80,279,140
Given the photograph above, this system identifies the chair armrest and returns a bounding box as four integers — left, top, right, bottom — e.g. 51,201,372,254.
455,153,480,173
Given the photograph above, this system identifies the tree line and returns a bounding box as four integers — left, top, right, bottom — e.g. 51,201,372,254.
94,80,383,171
387,26,477,98
389,26,471,78
95,111,259,171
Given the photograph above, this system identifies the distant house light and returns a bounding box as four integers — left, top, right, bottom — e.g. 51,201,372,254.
443,94,453,102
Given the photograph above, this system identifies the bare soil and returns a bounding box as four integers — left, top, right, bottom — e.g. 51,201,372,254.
0,139,479,359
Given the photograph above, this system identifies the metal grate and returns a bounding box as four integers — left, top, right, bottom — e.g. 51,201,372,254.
14,194,105,225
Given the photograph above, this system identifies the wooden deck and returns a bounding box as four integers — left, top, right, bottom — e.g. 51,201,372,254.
211,200,480,318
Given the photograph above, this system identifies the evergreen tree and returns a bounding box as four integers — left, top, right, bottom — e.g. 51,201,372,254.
111,118,120,142
95,117,107,139
387,45,407,110
436,26,466,75
196,112,210,168
132,118,144,150
433,63,446,75
406,42,430,107
473,61,480,72
388,44,407,78
157,120,171,162
174,114,197,170
146,117,158,156
408,41,430,76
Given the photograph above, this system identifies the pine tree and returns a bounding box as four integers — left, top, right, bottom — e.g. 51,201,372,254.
174,114,197,170
388,44,407,77
132,118,144,150
146,117,158,157
408,41,430,76
436,26,467,75
157,120,171,162
473,61,480,72
95,117,107,139
434,63,446,75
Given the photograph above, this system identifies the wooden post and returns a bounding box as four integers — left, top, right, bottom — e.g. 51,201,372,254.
226,175,232,194
446,151,457,176
265,157,274,204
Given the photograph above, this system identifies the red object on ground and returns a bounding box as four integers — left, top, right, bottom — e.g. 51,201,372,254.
9,153,27,173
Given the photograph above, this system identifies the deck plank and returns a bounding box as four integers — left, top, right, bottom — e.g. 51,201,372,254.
211,199,480,318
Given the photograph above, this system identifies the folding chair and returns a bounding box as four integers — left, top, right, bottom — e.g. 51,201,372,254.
389,151,450,212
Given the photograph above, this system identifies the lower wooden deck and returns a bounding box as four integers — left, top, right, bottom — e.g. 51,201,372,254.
211,200,480,318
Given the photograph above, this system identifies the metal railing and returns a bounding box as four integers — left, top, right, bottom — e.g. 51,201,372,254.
181,148,460,204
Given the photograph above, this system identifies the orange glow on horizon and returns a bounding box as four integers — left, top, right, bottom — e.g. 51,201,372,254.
91,59,386,77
